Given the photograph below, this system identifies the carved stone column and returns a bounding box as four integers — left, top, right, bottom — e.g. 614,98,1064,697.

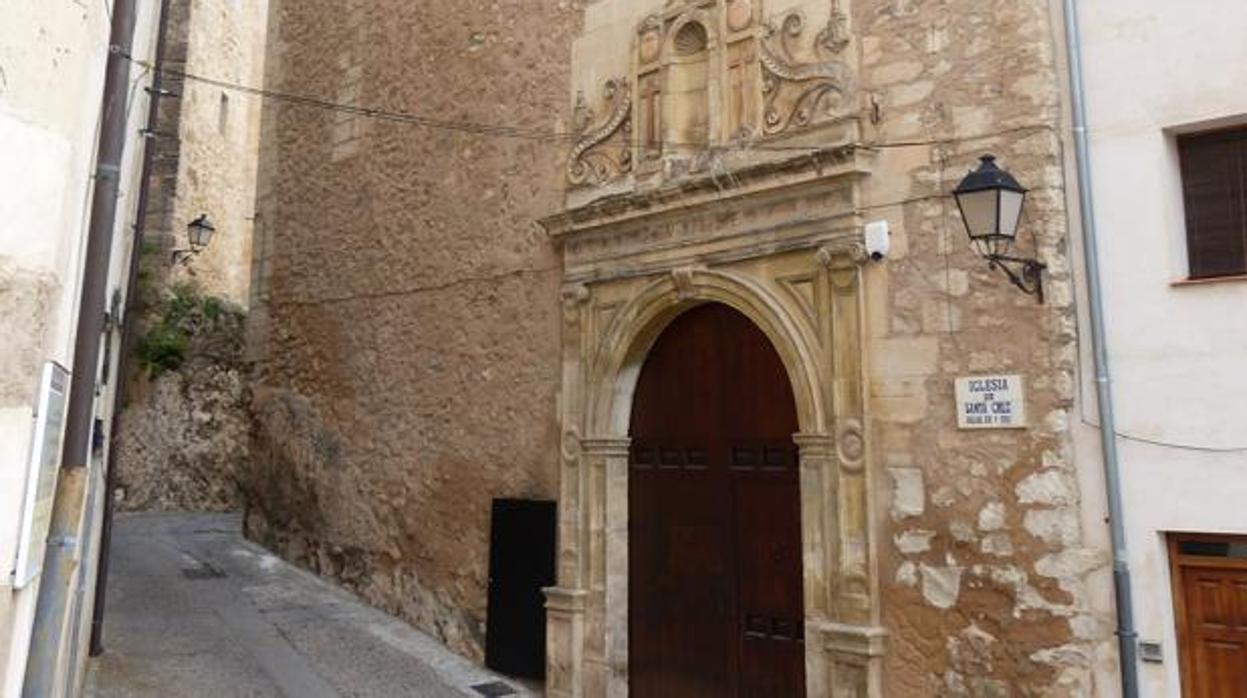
817,238,874,622
546,284,593,698
580,436,631,698
813,237,886,698
795,432,836,698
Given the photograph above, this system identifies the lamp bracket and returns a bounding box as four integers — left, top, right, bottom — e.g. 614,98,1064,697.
986,254,1046,304
170,247,202,267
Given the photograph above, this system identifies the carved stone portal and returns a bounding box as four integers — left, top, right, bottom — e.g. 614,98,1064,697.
541,142,885,697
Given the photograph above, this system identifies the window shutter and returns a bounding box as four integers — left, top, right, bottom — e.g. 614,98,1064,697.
1178,128,1247,279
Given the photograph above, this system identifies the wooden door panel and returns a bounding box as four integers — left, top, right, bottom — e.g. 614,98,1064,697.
1233,579,1247,631
1174,541,1247,697
629,304,805,698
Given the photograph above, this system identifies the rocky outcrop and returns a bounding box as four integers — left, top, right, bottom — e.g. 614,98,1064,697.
115,285,250,512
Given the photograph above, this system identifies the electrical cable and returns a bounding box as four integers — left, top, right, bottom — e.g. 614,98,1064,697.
128,51,1247,454
120,52,1056,156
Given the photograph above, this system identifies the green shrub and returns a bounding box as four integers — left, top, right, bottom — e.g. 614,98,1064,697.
135,282,244,376
138,323,189,374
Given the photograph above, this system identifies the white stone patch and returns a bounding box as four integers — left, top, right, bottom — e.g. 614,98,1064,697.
980,533,1014,557
950,520,977,543
1016,470,1077,507
1030,644,1091,668
1035,549,1108,580
896,530,936,555
921,559,963,610
896,561,919,587
977,501,1006,531
1024,508,1080,547
932,486,957,508
889,468,926,520
982,565,1076,618
1070,614,1110,641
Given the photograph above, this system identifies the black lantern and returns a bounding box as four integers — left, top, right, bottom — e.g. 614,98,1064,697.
173,214,216,266
954,155,1046,303
187,214,216,250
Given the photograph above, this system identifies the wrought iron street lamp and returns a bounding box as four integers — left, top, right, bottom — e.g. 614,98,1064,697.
172,214,216,266
953,155,1046,303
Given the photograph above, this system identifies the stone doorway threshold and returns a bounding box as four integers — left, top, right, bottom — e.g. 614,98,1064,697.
86,512,540,697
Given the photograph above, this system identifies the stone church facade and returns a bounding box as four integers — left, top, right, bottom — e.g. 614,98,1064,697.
248,0,1115,695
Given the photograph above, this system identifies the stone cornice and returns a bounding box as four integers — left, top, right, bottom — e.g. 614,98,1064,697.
540,144,873,241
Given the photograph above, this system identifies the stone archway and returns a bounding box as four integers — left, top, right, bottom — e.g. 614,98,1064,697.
541,234,886,697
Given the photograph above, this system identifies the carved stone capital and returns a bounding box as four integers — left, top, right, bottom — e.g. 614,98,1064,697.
794,432,836,459
562,283,591,308
816,232,869,268
580,436,632,458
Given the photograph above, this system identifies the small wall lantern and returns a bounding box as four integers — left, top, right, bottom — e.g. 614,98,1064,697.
172,214,216,266
953,155,1046,303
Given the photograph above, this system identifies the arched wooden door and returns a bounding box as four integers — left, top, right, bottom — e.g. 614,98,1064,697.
628,303,806,697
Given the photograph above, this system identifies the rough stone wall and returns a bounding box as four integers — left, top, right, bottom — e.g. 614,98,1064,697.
137,0,268,307
852,0,1111,695
115,294,250,512
166,0,269,306
114,0,269,513
246,0,582,659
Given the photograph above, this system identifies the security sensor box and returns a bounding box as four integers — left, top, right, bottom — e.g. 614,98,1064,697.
865,220,891,260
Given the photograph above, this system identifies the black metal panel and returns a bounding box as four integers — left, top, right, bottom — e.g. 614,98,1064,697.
485,498,557,680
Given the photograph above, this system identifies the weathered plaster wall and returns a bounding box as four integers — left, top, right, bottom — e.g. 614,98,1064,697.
0,1,161,693
246,0,581,659
1067,3,1247,696
0,5,111,692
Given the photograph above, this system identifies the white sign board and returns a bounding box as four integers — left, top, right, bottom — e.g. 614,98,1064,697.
12,362,70,589
955,374,1026,430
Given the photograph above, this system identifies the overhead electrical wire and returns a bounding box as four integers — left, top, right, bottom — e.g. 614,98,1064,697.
123,56,1247,454
120,52,1056,155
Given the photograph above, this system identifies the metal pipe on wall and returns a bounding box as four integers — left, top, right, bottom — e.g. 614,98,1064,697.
1059,1,1140,695
89,0,174,658
23,0,139,693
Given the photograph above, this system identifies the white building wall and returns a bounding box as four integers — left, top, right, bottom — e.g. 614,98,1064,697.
0,1,160,695
1070,2,1247,696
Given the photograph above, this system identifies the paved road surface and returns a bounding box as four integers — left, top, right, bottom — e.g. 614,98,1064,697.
86,512,533,698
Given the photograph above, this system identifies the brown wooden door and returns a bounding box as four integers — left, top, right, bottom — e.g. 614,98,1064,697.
1172,535,1247,697
629,303,806,698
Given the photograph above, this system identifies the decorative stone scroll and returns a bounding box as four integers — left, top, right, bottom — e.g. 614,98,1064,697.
568,79,633,187
760,6,854,135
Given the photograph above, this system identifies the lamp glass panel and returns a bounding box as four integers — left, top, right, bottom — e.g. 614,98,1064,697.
956,189,999,240
998,189,1025,240
189,224,213,247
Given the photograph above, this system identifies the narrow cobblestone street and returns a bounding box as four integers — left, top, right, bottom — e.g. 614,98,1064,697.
85,513,532,698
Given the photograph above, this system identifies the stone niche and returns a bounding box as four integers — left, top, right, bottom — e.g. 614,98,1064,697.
568,0,856,197
546,3,884,696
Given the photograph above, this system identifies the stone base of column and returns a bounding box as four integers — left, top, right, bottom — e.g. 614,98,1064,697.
544,587,588,698
818,622,887,698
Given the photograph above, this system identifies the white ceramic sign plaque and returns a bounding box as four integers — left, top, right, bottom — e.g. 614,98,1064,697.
12,362,70,588
955,374,1026,430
